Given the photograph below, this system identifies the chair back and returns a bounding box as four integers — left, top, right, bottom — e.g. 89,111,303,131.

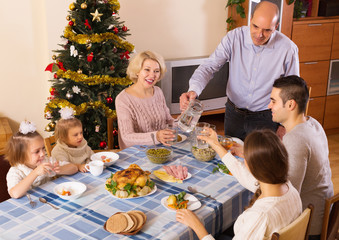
271,204,314,240
321,193,339,240
305,86,312,116
44,136,56,157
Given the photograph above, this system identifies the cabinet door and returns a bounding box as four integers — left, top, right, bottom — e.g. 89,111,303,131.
331,23,339,59
324,95,339,130
307,96,325,125
292,23,334,62
300,61,329,97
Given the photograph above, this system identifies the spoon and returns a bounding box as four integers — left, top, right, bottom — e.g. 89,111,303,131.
187,186,216,201
151,133,157,149
39,197,59,210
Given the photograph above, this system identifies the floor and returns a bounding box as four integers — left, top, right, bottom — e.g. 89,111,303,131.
200,113,339,194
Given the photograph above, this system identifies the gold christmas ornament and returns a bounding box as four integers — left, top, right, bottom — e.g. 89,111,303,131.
90,9,103,22
52,55,57,60
77,69,83,74
49,122,56,129
45,125,51,132
81,3,87,9
72,18,76,26
66,15,71,21
69,3,75,10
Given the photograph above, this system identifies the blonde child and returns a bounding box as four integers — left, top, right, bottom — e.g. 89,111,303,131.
52,107,94,172
6,121,78,199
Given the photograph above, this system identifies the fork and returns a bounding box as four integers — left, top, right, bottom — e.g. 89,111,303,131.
26,194,36,208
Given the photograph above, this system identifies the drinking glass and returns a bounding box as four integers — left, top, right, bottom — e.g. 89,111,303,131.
166,121,178,145
178,99,203,133
219,135,234,150
194,122,210,149
45,157,57,177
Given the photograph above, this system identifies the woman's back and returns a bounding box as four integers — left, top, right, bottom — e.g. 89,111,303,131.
233,181,302,240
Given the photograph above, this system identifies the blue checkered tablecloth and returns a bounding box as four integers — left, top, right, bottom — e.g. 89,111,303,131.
0,140,251,240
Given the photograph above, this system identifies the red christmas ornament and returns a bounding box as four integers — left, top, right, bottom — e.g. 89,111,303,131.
106,96,113,104
50,87,56,95
87,52,94,62
69,21,74,26
54,73,58,79
113,27,118,34
122,25,127,32
99,141,107,148
110,65,115,71
113,129,118,136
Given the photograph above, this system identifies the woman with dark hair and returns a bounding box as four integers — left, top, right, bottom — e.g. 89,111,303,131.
176,129,302,240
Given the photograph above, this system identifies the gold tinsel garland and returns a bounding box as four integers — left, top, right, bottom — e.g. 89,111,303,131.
108,0,120,12
45,98,116,119
56,69,132,86
64,26,134,52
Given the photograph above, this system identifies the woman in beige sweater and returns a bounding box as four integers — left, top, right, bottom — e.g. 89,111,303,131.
115,51,175,149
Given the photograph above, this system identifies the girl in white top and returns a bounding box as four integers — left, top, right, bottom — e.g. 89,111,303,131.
51,107,94,172
176,129,302,240
6,121,77,199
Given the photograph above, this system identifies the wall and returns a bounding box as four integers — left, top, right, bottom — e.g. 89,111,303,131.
0,0,227,136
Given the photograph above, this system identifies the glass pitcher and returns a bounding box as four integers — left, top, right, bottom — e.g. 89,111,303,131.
178,99,203,133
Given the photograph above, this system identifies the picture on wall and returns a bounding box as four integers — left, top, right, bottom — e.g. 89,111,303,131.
248,0,283,31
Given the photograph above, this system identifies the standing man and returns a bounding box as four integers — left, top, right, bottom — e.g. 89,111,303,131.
269,75,334,239
180,1,299,140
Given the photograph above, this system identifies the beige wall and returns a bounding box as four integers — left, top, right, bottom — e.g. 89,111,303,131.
0,0,227,137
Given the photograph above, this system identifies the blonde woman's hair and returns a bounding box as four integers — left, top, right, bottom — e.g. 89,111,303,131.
5,131,43,167
54,118,82,144
126,51,167,83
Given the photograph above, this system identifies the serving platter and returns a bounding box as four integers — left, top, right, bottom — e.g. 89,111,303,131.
107,185,157,200
153,171,192,183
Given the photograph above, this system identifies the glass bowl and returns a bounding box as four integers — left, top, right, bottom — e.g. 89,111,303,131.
191,146,216,162
146,146,172,164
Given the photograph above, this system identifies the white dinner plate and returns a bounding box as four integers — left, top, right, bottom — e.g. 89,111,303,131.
90,152,119,166
176,134,187,143
161,193,201,212
153,171,192,183
54,182,87,200
231,137,244,146
107,185,157,199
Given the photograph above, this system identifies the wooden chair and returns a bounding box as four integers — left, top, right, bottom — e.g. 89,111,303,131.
321,193,339,240
44,135,56,157
271,204,314,240
305,86,312,116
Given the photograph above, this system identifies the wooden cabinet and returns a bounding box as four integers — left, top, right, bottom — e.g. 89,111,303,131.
324,95,339,129
307,97,325,125
292,22,333,62
300,61,329,97
331,23,339,59
292,18,339,131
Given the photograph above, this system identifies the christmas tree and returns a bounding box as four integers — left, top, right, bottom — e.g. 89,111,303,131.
44,0,134,150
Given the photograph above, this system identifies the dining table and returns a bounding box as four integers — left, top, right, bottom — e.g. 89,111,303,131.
0,136,251,240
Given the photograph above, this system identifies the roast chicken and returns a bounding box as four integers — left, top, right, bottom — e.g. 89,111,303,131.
113,164,151,189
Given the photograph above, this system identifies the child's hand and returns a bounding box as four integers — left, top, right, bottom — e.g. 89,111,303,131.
78,163,88,173
53,161,61,174
34,162,54,176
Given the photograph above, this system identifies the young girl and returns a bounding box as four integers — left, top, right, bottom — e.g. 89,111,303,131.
52,107,94,172
6,121,77,199
115,50,175,149
176,129,302,240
